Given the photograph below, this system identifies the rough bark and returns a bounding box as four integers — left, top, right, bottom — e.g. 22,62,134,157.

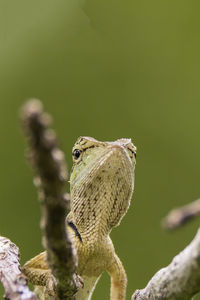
0,236,37,300
132,228,200,300
21,99,78,300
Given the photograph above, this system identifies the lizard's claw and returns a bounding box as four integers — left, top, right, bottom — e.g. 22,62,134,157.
45,275,57,297
74,273,84,290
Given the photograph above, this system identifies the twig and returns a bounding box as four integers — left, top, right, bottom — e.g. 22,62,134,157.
162,198,200,230
0,236,37,300
21,99,78,299
132,228,200,300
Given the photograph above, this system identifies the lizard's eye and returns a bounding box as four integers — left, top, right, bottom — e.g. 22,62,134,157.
73,149,82,160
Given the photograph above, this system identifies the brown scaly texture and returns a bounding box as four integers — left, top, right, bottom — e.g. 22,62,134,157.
23,136,136,300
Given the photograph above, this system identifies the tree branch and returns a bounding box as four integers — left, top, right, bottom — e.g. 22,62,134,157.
0,236,37,300
132,228,200,300
21,99,78,299
162,198,200,230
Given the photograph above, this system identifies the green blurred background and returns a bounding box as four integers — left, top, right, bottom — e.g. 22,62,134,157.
0,0,200,299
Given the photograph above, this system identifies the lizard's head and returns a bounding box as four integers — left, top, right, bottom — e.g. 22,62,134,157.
70,136,136,233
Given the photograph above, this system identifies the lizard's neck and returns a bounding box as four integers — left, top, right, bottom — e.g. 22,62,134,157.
70,141,135,245
70,196,111,244
70,172,133,244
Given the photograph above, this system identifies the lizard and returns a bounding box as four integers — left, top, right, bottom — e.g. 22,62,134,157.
22,136,137,300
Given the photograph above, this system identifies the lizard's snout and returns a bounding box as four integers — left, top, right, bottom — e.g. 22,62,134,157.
108,142,136,166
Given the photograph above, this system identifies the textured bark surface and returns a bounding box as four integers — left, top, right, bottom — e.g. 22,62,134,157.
0,236,37,300
21,99,78,300
132,229,200,300
163,198,200,230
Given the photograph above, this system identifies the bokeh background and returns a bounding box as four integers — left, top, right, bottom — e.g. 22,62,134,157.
0,1,200,299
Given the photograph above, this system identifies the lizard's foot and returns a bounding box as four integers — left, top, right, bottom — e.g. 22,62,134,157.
44,274,82,299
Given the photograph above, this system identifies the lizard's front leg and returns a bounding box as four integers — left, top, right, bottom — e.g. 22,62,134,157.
22,251,56,299
107,253,127,300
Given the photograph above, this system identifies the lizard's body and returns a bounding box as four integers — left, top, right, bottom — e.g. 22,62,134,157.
23,137,136,300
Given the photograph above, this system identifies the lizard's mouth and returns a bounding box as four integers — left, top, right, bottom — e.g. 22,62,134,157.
68,221,82,243
71,143,135,190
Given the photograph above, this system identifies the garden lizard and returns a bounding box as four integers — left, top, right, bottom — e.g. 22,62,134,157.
22,136,136,300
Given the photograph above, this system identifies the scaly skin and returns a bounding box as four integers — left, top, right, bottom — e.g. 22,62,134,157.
22,137,136,300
